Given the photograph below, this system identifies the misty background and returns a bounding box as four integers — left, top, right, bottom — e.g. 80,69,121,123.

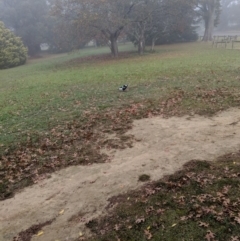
0,0,240,58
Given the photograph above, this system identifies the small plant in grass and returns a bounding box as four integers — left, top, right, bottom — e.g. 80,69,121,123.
138,174,150,182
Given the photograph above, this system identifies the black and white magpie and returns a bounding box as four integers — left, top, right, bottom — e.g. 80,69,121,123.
119,84,128,91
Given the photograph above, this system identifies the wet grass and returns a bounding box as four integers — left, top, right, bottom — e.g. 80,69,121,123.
1,42,240,200
1,42,240,151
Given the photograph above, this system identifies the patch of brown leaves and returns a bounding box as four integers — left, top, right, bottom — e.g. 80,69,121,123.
13,219,55,241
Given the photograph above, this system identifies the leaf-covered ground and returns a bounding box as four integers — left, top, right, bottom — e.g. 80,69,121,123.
5,105,240,241
1,42,240,240
1,42,240,200
86,154,240,241
1,87,240,200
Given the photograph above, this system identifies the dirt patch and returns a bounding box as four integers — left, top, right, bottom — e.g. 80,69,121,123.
1,108,240,241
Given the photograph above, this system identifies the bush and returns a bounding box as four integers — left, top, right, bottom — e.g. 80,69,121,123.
0,21,28,69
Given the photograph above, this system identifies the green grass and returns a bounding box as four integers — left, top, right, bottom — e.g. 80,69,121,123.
2,41,240,239
1,42,240,200
139,174,151,182
1,42,240,151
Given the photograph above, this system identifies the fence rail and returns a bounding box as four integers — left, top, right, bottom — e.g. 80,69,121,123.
211,35,240,49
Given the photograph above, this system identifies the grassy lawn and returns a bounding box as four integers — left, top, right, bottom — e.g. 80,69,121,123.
1,42,240,151
1,42,240,192
1,42,240,240
0,44,136,148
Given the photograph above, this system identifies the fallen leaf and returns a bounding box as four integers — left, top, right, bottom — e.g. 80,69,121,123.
59,209,65,215
114,224,120,230
205,230,215,241
157,209,165,215
180,216,188,221
36,231,44,236
171,223,177,227
135,218,145,224
144,229,153,240
235,217,240,224
231,236,240,241
199,221,209,228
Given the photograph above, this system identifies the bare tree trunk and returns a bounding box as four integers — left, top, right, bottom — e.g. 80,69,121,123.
202,1,216,41
151,37,156,52
101,30,120,58
138,26,145,55
138,40,144,55
110,36,119,57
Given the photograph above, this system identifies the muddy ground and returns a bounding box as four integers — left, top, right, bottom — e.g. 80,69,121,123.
1,108,240,241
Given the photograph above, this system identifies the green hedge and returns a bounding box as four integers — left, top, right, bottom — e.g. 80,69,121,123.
0,21,27,69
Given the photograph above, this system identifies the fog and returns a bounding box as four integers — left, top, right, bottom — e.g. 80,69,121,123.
0,0,240,58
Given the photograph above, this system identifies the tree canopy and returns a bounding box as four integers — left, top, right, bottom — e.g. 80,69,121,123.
0,0,233,57
51,0,199,56
127,0,198,53
0,21,27,69
51,0,138,57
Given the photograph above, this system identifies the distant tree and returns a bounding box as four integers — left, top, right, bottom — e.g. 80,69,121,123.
0,0,49,56
151,0,197,45
48,0,96,53
51,0,137,57
0,21,27,69
196,0,221,41
127,0,197,53
126,0,154,55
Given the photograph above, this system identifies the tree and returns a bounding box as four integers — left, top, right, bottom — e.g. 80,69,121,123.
51,0,137,57
0,21,27,69
197,0,221,41
151,0,197,45
126,0,153,55
48,0,96,53
0,0,49,56
127,0,197,53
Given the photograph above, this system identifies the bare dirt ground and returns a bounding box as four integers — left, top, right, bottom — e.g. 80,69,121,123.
2,108,240,241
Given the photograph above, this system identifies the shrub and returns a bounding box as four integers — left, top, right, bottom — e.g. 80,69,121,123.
0,21,28,69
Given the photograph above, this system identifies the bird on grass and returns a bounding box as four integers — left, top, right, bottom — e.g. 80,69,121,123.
119,84,128,91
